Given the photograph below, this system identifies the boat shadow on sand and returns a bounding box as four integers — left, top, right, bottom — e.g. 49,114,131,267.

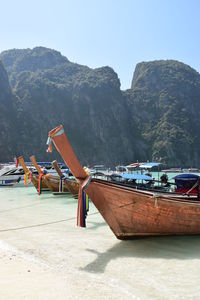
80,235,200,273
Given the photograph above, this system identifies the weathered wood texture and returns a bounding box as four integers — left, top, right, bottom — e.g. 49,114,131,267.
86,180,200,239
31,174,49,191
45,174,79,195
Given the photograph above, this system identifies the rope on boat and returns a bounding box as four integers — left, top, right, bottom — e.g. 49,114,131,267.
0,211,100,233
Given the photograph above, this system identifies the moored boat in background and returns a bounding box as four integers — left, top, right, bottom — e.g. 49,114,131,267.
51,160,79,196
29,155,52,194
0,164,25,187
161,168,182,173
18,156,49,192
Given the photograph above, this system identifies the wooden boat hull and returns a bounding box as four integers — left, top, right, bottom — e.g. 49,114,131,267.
44,174,79,196
65,179,79,196
31,174,49,191
44,174,69,193
86,179,200,239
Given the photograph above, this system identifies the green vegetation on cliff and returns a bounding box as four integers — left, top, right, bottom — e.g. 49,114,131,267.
0,47,200,167
0,47,145,165
125,60,200,166
0,61,18,161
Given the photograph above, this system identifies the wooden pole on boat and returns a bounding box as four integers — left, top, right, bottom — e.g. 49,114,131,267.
52,160,64,178
18,156,32,187
52,160,79,195
30,155,43,195
30,155,42,174
52,160,65,193
18,156,29,173
48,125,90,227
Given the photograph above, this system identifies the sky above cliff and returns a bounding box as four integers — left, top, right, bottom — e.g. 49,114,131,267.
1,0,200,89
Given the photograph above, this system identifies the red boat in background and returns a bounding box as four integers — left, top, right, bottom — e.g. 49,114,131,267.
47,124,200,240
174,173,200,195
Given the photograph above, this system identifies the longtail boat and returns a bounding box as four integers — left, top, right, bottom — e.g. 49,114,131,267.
52,160,79,196
47,125,200,240
29,155,50,193
44,161,70,194
30,155,70,194
30,156,77,195
18,156,49,192
0,163,24,187
44,173,69,194
18,156,38,189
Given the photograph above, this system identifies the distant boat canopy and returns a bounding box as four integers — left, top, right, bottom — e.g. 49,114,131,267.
120,173,153,181
139,162,161,169
126,162,161,170
173,173,200,180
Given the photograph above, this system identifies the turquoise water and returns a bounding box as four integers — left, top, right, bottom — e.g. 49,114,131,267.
1,184,200,299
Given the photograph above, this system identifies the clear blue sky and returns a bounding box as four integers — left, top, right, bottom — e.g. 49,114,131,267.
0,0,200,89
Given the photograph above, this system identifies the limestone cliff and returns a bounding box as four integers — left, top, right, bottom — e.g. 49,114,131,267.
0,47,146,165
127,60,200,166
0,61,18,161
1,48,200,167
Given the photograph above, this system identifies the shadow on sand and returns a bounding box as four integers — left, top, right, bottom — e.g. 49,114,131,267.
87,220,107,230
81,235,200,273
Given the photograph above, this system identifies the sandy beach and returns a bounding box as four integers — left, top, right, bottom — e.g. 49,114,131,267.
1,185,200,299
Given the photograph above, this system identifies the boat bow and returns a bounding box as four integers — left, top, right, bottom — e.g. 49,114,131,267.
47,125,87,181
48,125,90,227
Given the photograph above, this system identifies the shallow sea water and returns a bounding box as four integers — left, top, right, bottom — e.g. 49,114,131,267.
1,182,200,299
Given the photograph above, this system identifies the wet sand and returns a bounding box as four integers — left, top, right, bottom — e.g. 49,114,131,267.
1,186,200,299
